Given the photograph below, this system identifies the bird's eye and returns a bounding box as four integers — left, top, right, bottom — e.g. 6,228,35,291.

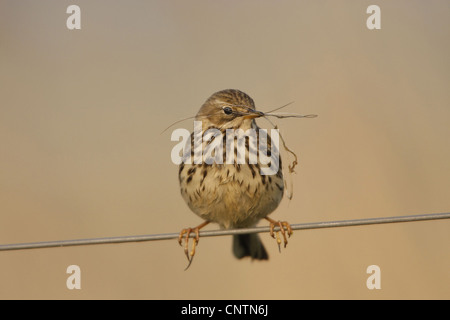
223,106,233,115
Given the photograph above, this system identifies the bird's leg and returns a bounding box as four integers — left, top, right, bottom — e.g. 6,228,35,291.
178,221,210,270
265,217,293,251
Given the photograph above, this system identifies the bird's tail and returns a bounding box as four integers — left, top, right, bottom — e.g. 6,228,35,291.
233,233,268,260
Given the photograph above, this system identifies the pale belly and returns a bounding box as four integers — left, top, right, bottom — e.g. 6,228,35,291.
179,163,284,229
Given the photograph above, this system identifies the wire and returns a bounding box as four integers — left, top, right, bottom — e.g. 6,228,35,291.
0,212,449,251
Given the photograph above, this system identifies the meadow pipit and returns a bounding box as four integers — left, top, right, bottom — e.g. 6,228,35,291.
178,89,292,267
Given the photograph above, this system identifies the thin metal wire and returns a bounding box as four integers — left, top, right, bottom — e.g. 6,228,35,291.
0,212,448,251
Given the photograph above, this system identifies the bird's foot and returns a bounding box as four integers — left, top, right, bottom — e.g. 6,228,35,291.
265,217,293,252
178,221,209,270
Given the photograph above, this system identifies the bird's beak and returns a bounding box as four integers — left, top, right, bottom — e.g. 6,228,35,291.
242,109,265,119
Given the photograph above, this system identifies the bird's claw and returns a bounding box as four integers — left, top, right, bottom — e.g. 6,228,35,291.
177,221,209,270
265,218,293,252
178,227,200,270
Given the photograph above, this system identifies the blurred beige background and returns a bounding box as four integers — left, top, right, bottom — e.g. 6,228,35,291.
0,0,449,299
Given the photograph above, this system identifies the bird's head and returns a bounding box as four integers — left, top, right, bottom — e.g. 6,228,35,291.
196,89,264,130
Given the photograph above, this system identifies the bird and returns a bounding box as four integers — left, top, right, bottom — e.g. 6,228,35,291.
177,89,292,268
